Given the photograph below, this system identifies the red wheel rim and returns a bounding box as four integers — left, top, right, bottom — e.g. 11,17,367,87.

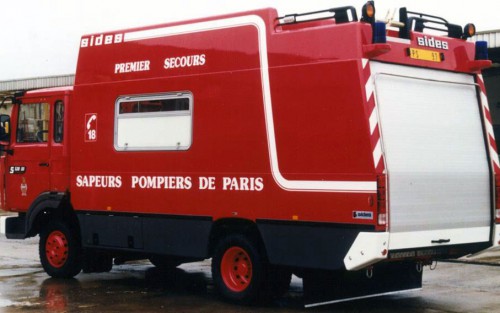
220,246,253,292
46,231,69,268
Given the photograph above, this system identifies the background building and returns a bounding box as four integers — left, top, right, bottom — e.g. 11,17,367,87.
0,75,74,114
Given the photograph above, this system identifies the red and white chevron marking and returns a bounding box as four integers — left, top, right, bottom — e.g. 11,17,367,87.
477,74,500,172
362,59,385,173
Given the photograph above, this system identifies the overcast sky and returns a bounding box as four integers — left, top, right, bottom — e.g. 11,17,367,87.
0,0,498,81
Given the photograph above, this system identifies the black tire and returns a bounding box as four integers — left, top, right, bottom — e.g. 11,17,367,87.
39,220,82,278
212,234,265,304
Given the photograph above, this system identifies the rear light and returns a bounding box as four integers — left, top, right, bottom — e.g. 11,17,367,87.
377,175,388,227
495,175,500,223
378,213,387,226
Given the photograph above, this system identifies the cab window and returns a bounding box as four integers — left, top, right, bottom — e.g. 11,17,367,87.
54,101,64,143
17,103,50,143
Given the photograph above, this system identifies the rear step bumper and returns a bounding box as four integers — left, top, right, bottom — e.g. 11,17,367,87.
344,228,493,271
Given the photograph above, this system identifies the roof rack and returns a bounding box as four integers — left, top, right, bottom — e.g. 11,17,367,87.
398,8,463,39
277,6,358,26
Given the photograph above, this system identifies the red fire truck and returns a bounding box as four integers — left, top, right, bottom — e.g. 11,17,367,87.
1,1,498,306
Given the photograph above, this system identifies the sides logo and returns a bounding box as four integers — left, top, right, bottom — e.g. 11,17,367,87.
81,33,123,48
416,36,449,50
353,211,374,220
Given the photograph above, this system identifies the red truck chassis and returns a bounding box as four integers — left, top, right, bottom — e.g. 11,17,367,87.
1,1,498,307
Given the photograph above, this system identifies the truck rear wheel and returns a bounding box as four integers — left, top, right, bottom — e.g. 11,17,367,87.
39,220,82,278
212,234,265,304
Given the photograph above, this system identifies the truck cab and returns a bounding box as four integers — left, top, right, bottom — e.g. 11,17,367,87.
0,87,71,221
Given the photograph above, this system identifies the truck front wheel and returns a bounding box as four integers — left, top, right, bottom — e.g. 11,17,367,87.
212,234,265,304
39,220,82,278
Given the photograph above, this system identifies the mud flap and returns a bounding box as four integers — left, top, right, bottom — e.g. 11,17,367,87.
303,261,422,308
5,215,26,239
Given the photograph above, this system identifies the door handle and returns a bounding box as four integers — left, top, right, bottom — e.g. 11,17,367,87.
39,162,49,167
431,239,451,244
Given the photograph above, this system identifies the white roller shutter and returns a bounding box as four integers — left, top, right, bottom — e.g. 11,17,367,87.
371,62,491,249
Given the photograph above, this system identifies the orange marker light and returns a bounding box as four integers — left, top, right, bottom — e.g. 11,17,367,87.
463,23,476,38
365,3,375,18
361,1,376,24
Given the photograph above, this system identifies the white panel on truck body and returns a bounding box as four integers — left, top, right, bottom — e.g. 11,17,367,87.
371,62,491,250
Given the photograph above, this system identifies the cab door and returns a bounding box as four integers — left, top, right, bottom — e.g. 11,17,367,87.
5,101,51,211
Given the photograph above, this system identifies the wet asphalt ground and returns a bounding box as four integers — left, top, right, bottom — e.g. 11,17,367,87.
1,233,500,312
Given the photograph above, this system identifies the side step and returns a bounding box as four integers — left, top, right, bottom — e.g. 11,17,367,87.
303,261,422,308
